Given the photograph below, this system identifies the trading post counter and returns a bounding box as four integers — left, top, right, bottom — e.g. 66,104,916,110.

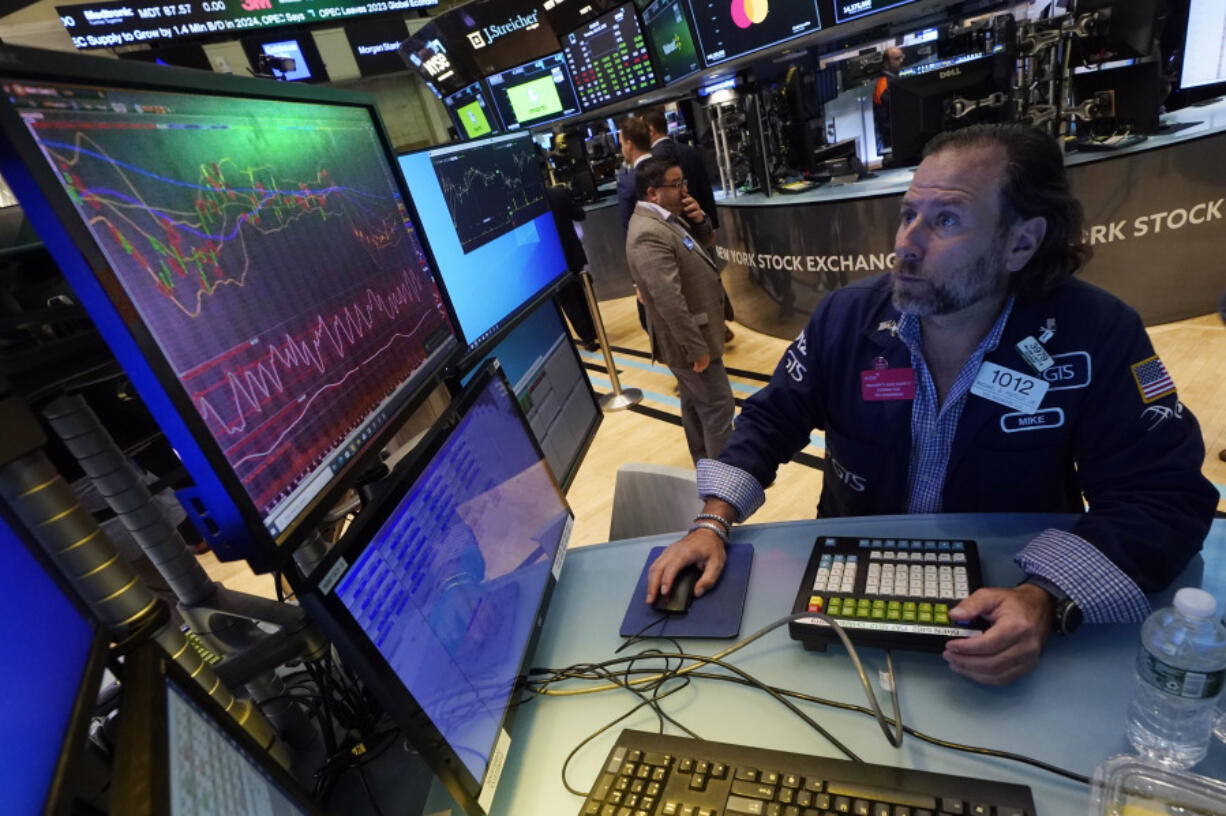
717,99,1226,339
423,513,1226,815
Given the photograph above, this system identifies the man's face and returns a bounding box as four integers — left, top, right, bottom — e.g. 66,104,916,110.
885,48,904,72
647,166,687,216
892,145,1013,317
620,130,634,164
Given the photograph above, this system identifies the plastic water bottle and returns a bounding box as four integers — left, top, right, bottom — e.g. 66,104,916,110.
1125,588,1226,768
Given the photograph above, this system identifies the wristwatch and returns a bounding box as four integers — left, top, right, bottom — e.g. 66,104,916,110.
1021,575,1083,635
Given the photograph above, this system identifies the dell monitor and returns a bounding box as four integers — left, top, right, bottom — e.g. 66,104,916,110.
444,80,503,140
0,45,461,571
889,50,1016,166
300,361,573,816
398,132,568,358
486,52,583,131
561,4,659,111
684,0,821,66
643,0,702,85
467,298,601,489
110,642,325,816
0,505,109,816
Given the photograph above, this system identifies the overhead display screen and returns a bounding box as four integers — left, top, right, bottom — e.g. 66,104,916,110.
56,0,438,50
831,0,916,24
402,27,476,98
643,0,701,84
684,0,821,66
444,81,501,140
543,0,621,35
487,53,582,130
561,4,658,109
430,0,563,76
345,17,411,77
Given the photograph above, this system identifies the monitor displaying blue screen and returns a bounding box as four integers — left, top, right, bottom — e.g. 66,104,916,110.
261,40,313,82
398,132,567,351
331,371,571,783
0,515,97,814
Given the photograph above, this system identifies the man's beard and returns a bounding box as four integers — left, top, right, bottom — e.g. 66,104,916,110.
891,242,1011,317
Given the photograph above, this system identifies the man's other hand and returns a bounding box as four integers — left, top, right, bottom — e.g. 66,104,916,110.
942,584,1054,685
693,354,711,373
646,527,727,604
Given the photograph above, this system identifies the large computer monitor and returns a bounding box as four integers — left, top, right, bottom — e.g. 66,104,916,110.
0,46,461,570
486,52,583,130
1180,0,1226,92
643,0,702,85
110,641,325,816
889,49,1015,166
444,80,503,141
561,4,659,110
0,505,109,816
398,132,568,358
684,0,821,67
468,298,601,490
300,361,573,816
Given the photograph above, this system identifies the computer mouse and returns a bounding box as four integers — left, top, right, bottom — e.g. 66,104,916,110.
652,565,702,614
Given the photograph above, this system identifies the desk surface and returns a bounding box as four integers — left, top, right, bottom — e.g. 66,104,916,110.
427,513,1226,815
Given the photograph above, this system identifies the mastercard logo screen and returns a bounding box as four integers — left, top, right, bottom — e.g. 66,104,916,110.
686,0,820,65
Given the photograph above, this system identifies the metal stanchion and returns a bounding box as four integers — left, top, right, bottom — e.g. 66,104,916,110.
579,269,642,411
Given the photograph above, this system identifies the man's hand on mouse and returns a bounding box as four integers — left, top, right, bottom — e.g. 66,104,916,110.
646,529,726,604
942,583,1054,685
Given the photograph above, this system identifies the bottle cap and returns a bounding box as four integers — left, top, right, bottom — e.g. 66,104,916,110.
1173,587,1218,620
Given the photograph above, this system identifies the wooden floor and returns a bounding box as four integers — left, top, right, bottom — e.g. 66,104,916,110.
206,296,1226,598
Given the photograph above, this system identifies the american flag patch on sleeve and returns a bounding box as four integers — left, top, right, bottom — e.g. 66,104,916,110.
1130,355,1176,403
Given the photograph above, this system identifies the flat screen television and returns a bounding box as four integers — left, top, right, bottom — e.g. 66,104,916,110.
684,0,821,66
444,80,503,140
397,131,568,359
0,45,461,570
430,0,564,76
345,17,413,78
300,361,573,816
643,0,702,85
486,52,583,130
466,297,601,489
240,34,330,83
1179,0,1226,91
561,3,659,110
0,505,109,816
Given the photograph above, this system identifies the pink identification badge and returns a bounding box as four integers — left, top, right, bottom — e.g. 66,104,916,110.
861,368,916,401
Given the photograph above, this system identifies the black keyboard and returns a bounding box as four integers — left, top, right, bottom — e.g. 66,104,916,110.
578,729,1036,816
789,537,987,653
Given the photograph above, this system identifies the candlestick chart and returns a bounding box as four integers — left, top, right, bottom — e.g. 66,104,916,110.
22,86,457,530
430,136,548,254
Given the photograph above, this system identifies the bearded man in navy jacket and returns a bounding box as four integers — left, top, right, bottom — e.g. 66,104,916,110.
646,124,1218,685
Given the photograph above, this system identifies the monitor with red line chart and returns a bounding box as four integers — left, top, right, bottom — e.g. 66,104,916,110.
0,46,460,569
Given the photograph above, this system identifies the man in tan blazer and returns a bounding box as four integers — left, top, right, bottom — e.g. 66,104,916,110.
626,157,734,464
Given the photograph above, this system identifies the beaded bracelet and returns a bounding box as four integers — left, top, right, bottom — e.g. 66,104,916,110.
689,521,729,545
693,512,733,533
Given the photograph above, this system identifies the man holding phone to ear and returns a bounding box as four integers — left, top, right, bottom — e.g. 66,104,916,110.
626,157,734,465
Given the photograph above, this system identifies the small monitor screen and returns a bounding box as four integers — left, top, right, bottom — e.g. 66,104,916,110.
831,0,916,25
444,81,501,140
685,0,821,66
468,300,600,488
327,369,571,786
562,4,658,110
167,678,312,815
0,514,98,815
544,0,622,34
6,79,459,544
643,0,701,84
402,28,475,97
345,18,412,77
260,40,313,82
398,133,567,351
1181,0,1226,90
486,52,582,130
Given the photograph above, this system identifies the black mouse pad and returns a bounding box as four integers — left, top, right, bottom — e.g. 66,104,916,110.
618,544,754,639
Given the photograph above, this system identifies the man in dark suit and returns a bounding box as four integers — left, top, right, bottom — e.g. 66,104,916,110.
626,157,733,464
545,184,598,349
616,116,654,232
641,106,718,233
